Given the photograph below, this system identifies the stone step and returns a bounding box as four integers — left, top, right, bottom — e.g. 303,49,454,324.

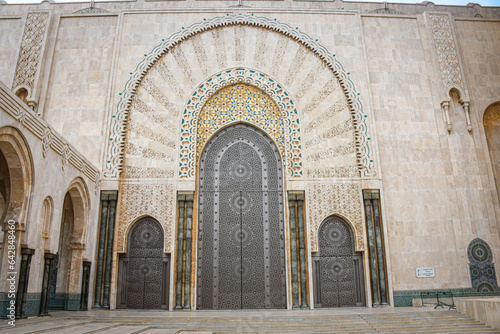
3,310,497,334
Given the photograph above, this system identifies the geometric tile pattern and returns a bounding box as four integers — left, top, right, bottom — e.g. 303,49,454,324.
181,68,300,178
196,83,285,172
467,238,498,292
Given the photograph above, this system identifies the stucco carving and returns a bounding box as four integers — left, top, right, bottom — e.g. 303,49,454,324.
105,13,375,179
428,13,464,91
117,183,175,253
13,12,49,94
41,129,52,158
61,144,70,171
307,183,365,252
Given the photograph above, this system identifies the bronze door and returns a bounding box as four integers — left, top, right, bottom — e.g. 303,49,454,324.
197,124,286,309
117,218,169,309
313,216,365,307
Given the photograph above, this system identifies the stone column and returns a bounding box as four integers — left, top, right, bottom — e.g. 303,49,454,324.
288,191,308,309
93,191,118,309
15,247,35,318
175,192,194,310
39,253,56,316
175,196,185,310
363,190,389,306
67,243,84,310
80,261,91,310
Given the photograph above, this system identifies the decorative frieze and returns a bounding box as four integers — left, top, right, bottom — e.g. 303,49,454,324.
141,77,177,116
428,13,473,133
190,34,209,77
306,142,357,162
306,166,359,178
211,28,227,70
304,119,353,149
121,166,175,179
428,13,464,90
303,101,349,134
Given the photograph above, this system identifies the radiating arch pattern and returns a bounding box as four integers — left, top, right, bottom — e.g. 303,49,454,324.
105,13,375,179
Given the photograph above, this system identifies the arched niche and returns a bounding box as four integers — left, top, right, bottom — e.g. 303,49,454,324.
41,196,54,251
483,102,500,203
15,87,30,105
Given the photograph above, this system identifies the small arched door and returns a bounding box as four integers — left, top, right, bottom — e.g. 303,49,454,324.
313,216,365,307
117,217,169,309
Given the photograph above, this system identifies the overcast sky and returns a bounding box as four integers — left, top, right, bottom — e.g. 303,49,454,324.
3,0,500,6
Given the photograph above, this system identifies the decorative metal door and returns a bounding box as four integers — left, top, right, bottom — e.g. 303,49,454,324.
197,124,286,309
313,216,365,307
117,217,170,309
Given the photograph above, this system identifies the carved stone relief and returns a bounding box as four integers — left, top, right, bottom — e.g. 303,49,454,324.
13,12,49,94
428,13,464,90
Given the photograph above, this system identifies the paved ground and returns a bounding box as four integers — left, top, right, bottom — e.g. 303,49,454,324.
0,307,498,334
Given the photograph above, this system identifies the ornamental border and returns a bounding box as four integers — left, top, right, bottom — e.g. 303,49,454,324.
104,13,375,178
181,67,301,178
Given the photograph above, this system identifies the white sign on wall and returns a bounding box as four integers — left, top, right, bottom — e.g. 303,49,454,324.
416,267,435,278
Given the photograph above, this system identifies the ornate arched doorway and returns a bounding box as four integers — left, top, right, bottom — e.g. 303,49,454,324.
313,216,365,307
197,124,286,309
117,217,170,309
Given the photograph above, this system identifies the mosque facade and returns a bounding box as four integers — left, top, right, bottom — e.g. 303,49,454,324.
0,0,499,316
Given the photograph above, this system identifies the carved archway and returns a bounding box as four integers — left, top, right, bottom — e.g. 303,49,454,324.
0,126,33,231
105,13,374,179
483,102,500,204
117,217,169,309
50,177,90,310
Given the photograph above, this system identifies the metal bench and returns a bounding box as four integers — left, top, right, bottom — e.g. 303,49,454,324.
420,291,456,310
